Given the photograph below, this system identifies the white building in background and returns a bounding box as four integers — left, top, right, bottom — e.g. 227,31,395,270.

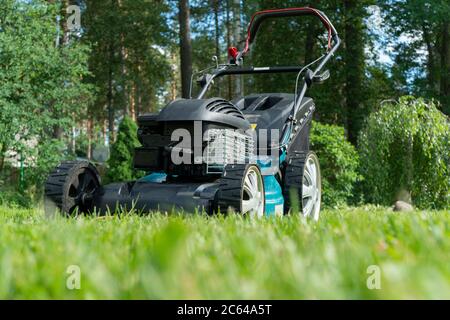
5,136,38,168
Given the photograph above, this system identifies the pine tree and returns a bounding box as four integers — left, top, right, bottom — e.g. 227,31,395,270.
343,0,367,144
106,116,140,182
379,0,450,115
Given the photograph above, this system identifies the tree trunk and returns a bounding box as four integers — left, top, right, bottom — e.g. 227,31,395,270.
130,83,136,121
137,87,142,116
213,0,221,96
421,24,437,93
62,0,70,44
233,0,242,96
136,64,142,116
226,0,232,99
440,21,450,115
178,0,193,99
170,51,178,101
87,117,93,160
0,144,6,172
52,0,71,140
213,0,220,60
103,119,108,146
107,43,115,143
343,0,365,145
117,0,129,116
121,40,129,116
71,113,76,155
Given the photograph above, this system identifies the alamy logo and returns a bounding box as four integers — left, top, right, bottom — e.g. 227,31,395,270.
66,265,81,290
66,5,81,31
170,121,282,166
366,265,381,290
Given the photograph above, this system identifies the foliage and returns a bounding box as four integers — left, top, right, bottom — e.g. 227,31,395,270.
74,132,90,158
378,0,450,114
27,140,69,191
310,121,361,207
83,0,171,121
0,166,33,208
0,0,93,189
0,207,449,299
358,96,450,209
106,116,141,182
0,189,32,209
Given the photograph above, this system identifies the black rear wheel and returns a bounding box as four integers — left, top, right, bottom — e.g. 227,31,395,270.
44,161,101,217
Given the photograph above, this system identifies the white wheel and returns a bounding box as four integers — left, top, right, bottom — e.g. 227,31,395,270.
302,152,321,220
241,165,265,218
217,164,265,218
283,151,322,220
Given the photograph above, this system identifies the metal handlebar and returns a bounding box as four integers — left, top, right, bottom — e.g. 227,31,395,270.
242,7,339,56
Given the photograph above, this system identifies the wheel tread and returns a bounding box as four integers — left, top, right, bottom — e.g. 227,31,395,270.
283,151,308,214
44,161,101,217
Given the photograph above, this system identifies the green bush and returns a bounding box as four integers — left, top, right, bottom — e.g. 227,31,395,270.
107,116,141,182
0,140,66,206
0,166,31,208
358,96,450,209
0,188,32,208
27,139,68,189
310,121,361,207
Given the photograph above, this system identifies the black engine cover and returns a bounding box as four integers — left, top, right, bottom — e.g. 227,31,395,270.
141,98,250,130
134,98,251,175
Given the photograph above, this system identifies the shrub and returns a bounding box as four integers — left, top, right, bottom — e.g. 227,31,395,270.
310,121,361,207
358,96,450,209
107,116,141,182
27,139,67,189
0,188,32,208
0,139,67,205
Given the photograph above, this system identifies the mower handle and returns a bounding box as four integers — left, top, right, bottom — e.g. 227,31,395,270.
241,7,339,57
236,8,341,121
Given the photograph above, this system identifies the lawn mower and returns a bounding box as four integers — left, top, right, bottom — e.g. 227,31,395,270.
45,7,340,219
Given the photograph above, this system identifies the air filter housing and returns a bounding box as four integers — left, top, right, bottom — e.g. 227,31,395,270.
204,128,254,173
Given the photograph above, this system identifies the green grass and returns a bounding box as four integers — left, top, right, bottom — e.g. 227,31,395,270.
0,206,449,299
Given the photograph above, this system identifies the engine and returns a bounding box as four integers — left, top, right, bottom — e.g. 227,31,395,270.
134,98,253,177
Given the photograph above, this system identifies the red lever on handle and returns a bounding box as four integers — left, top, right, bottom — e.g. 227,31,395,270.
228,47,239,60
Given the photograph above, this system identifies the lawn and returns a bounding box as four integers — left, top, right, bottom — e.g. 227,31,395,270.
0,206,448,299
